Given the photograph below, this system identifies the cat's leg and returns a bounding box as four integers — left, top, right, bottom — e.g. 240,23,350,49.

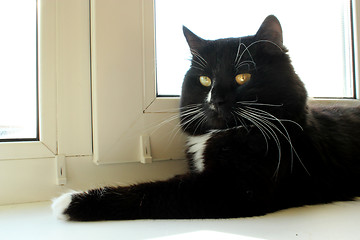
52,173,266,221
52,174,197,221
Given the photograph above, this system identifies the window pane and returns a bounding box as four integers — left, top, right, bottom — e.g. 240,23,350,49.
155,0,353,98
0,0,37,140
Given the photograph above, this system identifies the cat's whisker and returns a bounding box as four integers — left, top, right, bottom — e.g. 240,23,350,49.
180,110,206,133
144,113,179,132
239,109,283,178
146,114,183,138
180,106,202,119
232,108,250,131
144,105,204,137
243,110,283,143
192,59,207,69
237,60,256,66
181,103,204,109
243,42,256,64
193,114,207,135
236,111,270,147
235,42,256,69
180,109,204,123
243,109,290,159
244,106,304,153
180,114,201,129
244,106,304,131
235,61,256,71
230,112,241,131
179,105,203,115
234,41,254,67
191,49,207,64
236,63,251,71
238,40,284,64
235,110,273,159
166,122,189,150
163,109,200,146
191,66,205,71
170,121,188,143
191,49,208,68
238,101,283,108
145,103,203,114
235,110,271,141
236,98,259,104
243,106,310,175
187,58,205,71
234,38,243,65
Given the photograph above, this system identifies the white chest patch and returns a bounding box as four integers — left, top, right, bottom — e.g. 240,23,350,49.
187,133,212,172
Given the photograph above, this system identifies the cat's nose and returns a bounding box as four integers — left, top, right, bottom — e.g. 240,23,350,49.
213,98,226,107
211,96,226,111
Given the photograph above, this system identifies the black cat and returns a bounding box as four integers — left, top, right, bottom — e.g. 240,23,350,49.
52,15,360,221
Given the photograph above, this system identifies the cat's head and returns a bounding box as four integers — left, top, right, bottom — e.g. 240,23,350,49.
180,15,308,136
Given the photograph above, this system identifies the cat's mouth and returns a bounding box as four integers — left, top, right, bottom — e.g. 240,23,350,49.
206,106,232,129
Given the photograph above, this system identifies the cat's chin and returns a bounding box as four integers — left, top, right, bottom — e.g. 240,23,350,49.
206,116,231,130
206,110,233,130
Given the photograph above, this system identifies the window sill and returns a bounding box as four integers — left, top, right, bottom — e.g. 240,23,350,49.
1,200,360,240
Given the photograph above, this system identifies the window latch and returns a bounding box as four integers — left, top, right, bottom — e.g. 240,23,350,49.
55,154,67,185
140,135,152,164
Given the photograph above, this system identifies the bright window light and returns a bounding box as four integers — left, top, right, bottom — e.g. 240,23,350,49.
0,0,37,140
155,0,353,98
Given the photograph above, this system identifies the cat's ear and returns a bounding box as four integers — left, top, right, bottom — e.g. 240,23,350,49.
255,15,283,46
183,26,206,51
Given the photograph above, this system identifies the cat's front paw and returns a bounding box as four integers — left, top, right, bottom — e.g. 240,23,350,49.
52,191,79,221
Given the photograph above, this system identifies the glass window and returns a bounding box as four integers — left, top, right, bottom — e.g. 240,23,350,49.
155,0,353,98
0,0,38,140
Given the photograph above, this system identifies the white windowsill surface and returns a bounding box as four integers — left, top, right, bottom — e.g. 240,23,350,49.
1,200,360,240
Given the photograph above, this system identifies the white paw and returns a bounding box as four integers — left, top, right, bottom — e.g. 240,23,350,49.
51,191,79,220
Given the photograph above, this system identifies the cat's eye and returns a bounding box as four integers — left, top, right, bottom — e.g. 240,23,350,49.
235,73,251,85
199,76,212,87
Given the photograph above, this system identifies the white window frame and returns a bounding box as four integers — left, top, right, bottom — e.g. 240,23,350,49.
91,0,185,165
0,0,93,162
0,0,56,160
0,0,188,206
0,0,92,169
142,0,180,113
